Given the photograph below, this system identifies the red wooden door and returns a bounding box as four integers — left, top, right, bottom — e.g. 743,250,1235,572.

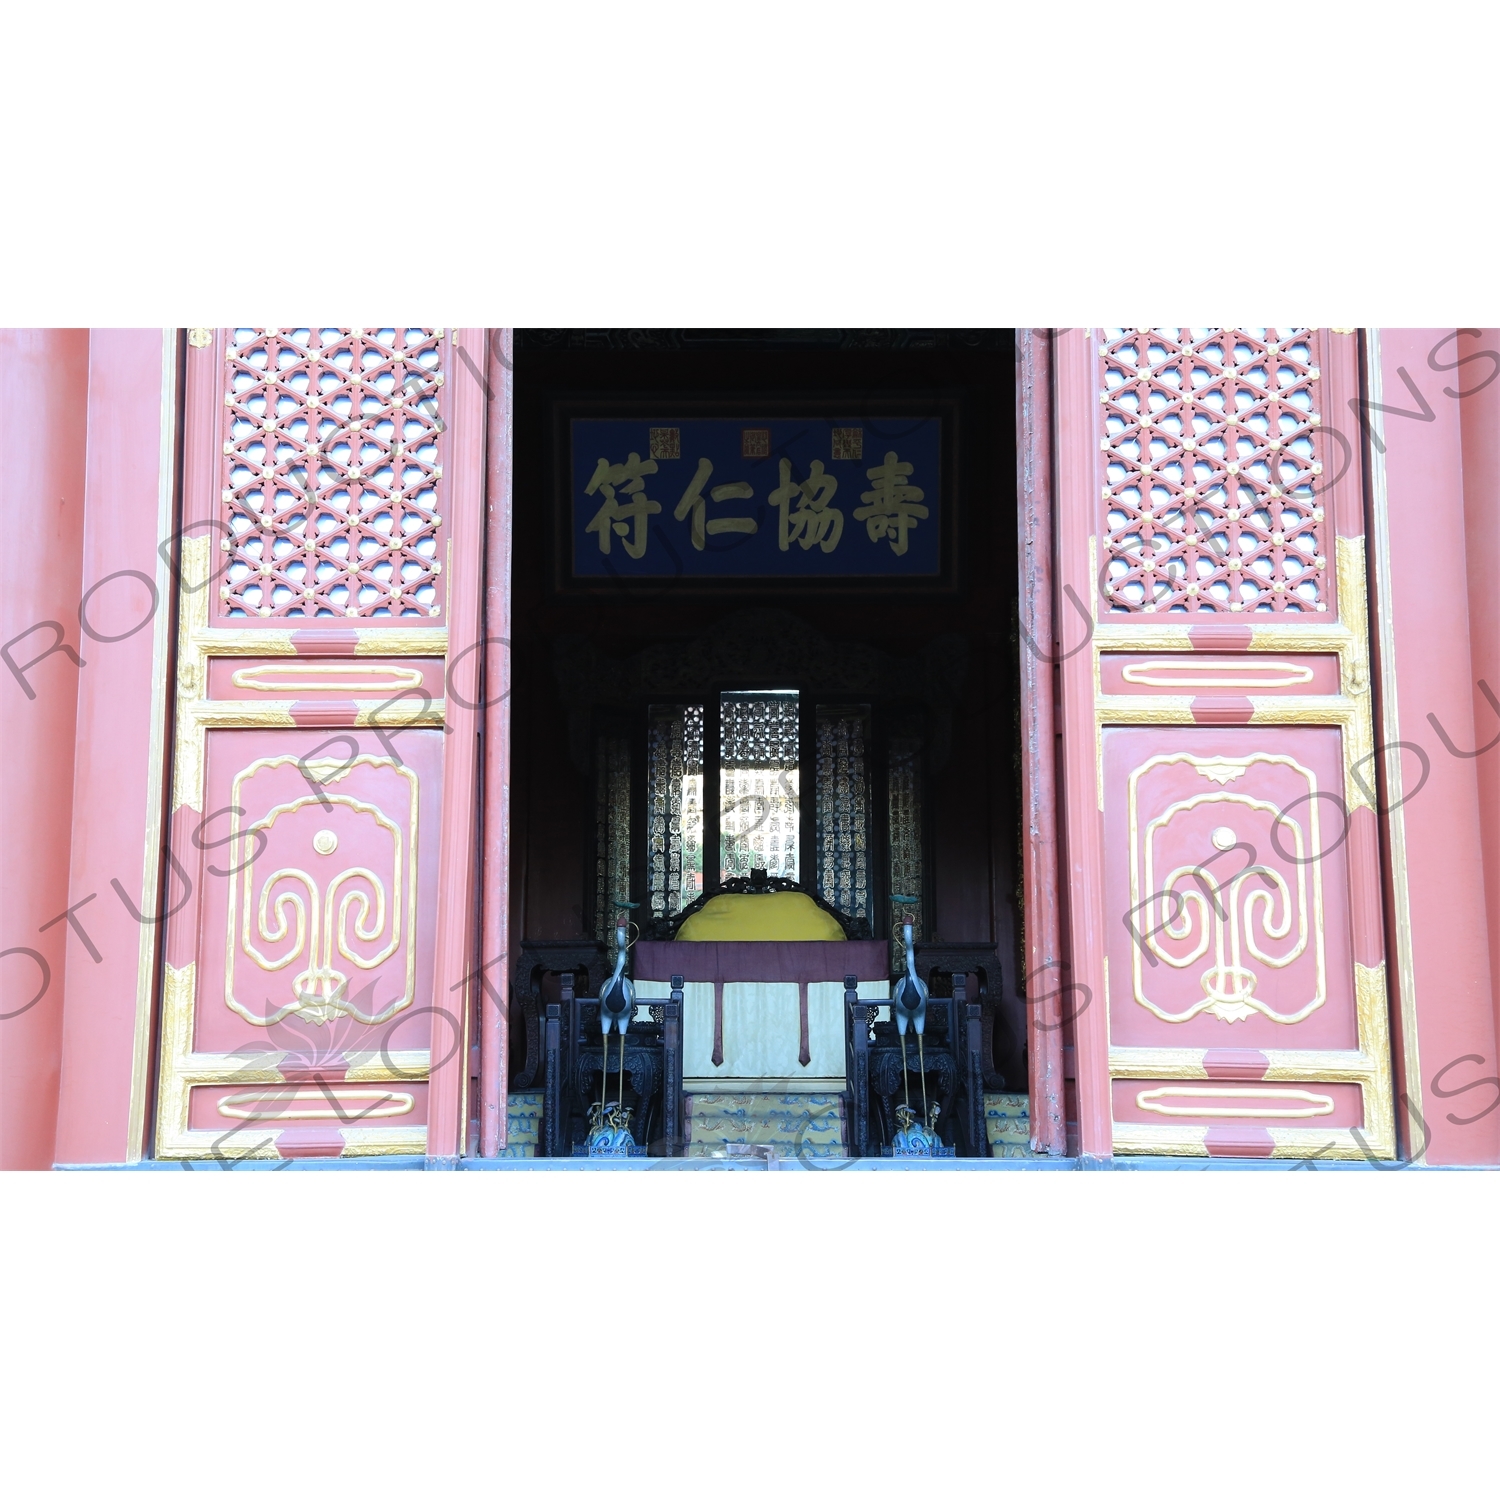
155,328,486,1159
1053,328,1395,1160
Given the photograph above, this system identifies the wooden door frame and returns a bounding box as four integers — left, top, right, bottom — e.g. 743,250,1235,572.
478,330,514,1156
1015,330,1067,1154
487,331,1055,1156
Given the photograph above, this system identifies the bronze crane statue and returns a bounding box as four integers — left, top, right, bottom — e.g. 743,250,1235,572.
890,916,931,1130
596,919,634,1118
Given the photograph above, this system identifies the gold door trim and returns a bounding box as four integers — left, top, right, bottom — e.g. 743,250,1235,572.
1363,329,1424,1144
126,328,182,1162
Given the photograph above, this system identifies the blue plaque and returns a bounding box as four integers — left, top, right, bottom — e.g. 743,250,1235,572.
570,416,942,579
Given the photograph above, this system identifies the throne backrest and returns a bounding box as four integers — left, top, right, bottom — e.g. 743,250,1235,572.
640,873,871,942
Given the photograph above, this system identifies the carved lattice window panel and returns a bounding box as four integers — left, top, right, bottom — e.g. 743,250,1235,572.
218,328,446,621
720,692,800,767
595,735,633,940
814,708,870,922
887,738,923,967
1100,329,1329,615
646,704,704,921
719,692,800,883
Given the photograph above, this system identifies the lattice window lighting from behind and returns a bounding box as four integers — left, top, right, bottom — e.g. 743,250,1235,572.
719,692,799,884
815,707,870,921
219,328,446,620
646,704,704,919
1099,329,1329,615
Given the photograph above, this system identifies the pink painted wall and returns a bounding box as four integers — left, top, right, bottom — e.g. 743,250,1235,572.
1456,331,1500,1131
1377,329,1500,1165
0,330,90,1170
52,331,176,1164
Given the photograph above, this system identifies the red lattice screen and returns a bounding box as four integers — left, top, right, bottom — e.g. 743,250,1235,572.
219,327,446,622
1100,328,1329,615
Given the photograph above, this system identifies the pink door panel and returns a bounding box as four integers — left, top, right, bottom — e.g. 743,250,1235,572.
1103,726,1357,1054
1054,328,1395,1159
156,328,485,1160
191,729,442,1048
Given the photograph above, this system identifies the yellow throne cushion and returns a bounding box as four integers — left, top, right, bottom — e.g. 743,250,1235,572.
675,891,847,942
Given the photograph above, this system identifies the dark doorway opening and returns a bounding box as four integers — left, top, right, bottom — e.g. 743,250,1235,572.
507,330,1026,1138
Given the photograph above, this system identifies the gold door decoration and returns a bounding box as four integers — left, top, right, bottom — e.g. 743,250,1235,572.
1057,327,1398,1159
229,663,425,693
217,1087,415,1120
1135,1086,1336,1118
225,755,419,1027
1129,752,1327,1026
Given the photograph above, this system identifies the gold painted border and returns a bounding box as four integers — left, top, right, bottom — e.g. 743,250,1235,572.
341,1127,426,1156
1112,1122,1378,1161
1100,696,1354,725
1095,623,1355,653
126,329,181,1163
1364,329,1424,1145
1111,1047,1379,1082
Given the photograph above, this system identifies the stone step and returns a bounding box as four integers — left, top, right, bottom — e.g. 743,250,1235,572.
500,1091,542,1158
984,1092,1038,1159
510,1089,1036,1160
684,1091,847,1159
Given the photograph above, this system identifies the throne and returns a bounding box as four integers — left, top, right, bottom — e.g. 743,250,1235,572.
632,872,883,1091
527,874,1000,1159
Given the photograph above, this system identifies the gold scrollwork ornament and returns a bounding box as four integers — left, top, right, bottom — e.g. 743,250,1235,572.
225,755,419,1028
1130,753,1327,1026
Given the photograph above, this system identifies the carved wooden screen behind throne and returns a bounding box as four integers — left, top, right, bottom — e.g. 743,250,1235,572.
1051,328,1396,1160
156,328,486,1160
555,609,967,954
